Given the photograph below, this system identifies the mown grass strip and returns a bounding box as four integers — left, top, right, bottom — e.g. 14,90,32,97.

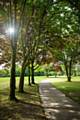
52,76,80,104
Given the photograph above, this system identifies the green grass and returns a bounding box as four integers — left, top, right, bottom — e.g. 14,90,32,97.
0,76,46,90
1,76,80,119
51,76,80,104
35,76,46,83
0,76,46,120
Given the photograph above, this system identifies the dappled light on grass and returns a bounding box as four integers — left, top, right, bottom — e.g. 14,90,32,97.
0,102,46,120
0,82,46,120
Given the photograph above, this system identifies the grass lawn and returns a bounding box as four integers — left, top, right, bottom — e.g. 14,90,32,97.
0,76,46,120
0,76,46,89
51,76,80,104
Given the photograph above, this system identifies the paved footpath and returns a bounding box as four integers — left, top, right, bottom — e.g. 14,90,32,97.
39,79,80,120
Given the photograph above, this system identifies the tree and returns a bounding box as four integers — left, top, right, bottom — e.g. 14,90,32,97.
42,1,80,81
9,0,28,100
18,2,36,92
18,0,54,91
62,36,80,81
64,0,80,32
0,0,28,100
0,0,17,100
49,35,80,81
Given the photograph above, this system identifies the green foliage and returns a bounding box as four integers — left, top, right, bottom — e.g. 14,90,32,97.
45,1,79,36
16,65,21,76
0,69,9,77
0,9,6,17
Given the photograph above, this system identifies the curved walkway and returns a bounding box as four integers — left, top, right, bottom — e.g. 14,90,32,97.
39,79,80,120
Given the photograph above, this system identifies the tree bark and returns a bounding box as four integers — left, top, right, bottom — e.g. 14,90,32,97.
64,61,68,79
28,64,31,86
64,59,72,82
31,60,35,84
9,1,17,101
19,62,26,92
10,49,16,100
68,59,72,82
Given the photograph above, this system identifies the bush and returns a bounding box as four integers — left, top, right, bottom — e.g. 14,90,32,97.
0,69,9,77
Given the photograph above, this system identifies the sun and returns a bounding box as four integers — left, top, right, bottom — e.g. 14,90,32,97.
7,27,15,35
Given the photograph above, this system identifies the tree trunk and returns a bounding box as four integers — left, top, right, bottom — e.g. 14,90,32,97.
31,60,35,84
68,59,72,82
64,61,69,82
19,62,26,93
9,0,17,101
28,64,31,86
64,59,72,82
64,61,68,79
10,49,16,100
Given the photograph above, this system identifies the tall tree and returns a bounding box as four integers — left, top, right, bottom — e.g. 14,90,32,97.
9,0,18,100
42,1,79,81
0,0,17,100
0,0,28,100
18,0,53,91
9,0,28,100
